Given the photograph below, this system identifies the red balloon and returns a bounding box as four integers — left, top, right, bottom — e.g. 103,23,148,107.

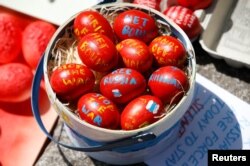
113,9,158,43
100,68,146,104
121,95,164,130
163,6,202,40
73,10,115,41
50,63,95,101
78,93,120,129
77,33,118,72
148,66,189,104
116,38,153,73
149,35,187,68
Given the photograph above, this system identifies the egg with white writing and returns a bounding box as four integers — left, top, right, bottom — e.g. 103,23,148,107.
149,35,187,68
116,38,153,73
50,63,95,101
163,6,202,40
148,66,189,104
77,93,120,129
77,33,118,72
133,0,160,11
113,9,158,43
100,68,146,104
121,95,164,130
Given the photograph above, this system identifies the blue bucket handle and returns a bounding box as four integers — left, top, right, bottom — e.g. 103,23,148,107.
31,56,156,152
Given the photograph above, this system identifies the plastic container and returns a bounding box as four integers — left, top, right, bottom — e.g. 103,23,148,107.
199,0,250,68
32,3,196,165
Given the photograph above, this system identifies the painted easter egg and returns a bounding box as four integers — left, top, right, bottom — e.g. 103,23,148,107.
163,6,202,40
73,10,115,41
148,66,189,104
149,35,187,68
113,9,158,43
177,0,213,10
77,93,120,129
100,68,146,104
50,63,95,101
121,95,164,130
77,33,118,72
116,38,153,73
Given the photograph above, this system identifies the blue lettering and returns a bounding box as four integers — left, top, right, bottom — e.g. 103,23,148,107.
198,101,222,131
217,120,227,132
112,68,131,75
121,25,146,37
112,89,122,97
184,131,198,146
122,25,130,36
93,115,102,126
130,78,137,85
103,99,111,105
165,144,185,166
102,74,137,85
92,101,99,108
103,77,109,85
218,123,241,149
179,98,204,137
182,162,189,166
189,131,218,163
149,74,180,88
141,18,148,26
188,155,199,166
133,16,139,24
81,105,90,114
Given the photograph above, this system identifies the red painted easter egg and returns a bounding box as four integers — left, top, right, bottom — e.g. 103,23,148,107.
113,9,158,43
148,66,189,104
116,38,153,73
73,10,115,41
121,95,164,130
77,33,118,72
177,0,213,10
77,93,120,129
149,35,187,68
50,63,95,101
163,6,202,40
100,68,146,104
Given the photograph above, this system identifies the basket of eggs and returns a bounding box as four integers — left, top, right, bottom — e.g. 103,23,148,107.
32,2,196,165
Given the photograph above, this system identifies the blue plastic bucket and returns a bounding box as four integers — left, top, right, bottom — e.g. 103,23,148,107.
32,3,196,165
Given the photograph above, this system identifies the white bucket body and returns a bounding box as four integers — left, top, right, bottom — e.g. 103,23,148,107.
43,3,196,165
65,121,180,165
